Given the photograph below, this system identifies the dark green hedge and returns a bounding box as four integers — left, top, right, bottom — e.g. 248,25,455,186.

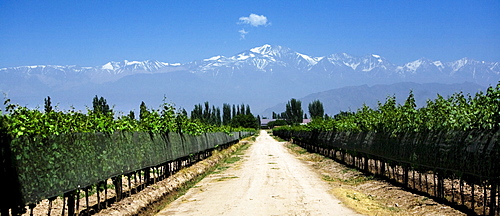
1,131,253,207
273,129,499,183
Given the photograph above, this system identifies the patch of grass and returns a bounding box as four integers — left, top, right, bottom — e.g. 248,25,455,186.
331,188,400,216
250,136,257,142
268,162,277,164
268,154,273,156
322,174,374,186
271,168,280,170
294,148,308,155
299,154,324,162
210,143,250,174
224,156,241,164
212,166,230,174
216,176,239,181
233,143,251,155
346,193,361,201
341,168,358,174
271,135,287,142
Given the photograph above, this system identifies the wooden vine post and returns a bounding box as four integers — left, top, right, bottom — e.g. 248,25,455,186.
65,190,76,216
112,176,123,201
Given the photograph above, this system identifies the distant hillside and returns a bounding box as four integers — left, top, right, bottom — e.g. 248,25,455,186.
261,82,486,118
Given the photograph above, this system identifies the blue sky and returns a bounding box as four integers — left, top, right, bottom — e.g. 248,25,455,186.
1,0,499,68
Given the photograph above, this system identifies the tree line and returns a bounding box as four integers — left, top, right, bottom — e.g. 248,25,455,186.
268,99,325,127
190,102,259,129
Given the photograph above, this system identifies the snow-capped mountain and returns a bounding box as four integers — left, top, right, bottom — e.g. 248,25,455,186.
179,44,498,86
185,44,321,76
0,44,498,113
2,44,498,85
185,44,396,76
0,59,184,84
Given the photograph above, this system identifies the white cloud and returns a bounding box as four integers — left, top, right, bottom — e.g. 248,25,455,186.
239,29,249,39
238,13,270,27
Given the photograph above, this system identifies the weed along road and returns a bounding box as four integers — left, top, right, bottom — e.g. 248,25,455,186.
156,130,360,215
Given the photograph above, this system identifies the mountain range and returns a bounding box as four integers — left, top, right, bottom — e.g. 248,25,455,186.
0,44,498,115
263,82,486,117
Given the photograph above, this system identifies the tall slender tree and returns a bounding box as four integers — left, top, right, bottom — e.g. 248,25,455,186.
203,101,211,122
285,98,303,125
240,103,245,116
128,110,135,119
308,100,324,119
140,101,149,120
232,104,237,118
92,95,112,116
223,103,232,125
44,96,53,113
245,104,251,115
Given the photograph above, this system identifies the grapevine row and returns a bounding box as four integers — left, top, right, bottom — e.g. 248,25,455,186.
273,82,500,215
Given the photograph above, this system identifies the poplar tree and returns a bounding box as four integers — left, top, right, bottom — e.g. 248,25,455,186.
308,100,324,119
223,103,232,125
44,96,53,113
140,101,149,120
285,98,303,125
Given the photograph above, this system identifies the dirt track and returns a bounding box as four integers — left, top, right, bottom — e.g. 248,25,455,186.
156,130,360,215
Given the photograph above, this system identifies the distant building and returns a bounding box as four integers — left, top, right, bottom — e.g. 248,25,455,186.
260,119,276,128
260,119,311,128
300,119,311,125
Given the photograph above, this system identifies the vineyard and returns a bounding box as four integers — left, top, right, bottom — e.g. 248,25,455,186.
274,83,500,215
0,98,255,215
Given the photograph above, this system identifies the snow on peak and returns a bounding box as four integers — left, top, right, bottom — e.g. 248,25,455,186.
102,62,114,70
204,56,223,61
297,53,319,65
404,59,423,72
451,58,470,72
125,60,142,66
433,61,444,69
343,62,360,70
314,56,324,62
250,44,272,54
371,54,383,63
236,53,252,60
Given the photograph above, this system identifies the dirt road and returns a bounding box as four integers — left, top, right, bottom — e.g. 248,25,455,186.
156,130,360,215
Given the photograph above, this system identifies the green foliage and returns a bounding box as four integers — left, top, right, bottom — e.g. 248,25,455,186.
276,83,500,133
231,114,258,129
308,99,324,119
223,103,231,125
0,96,257,206
267,119,288,128
139,101,148,120
92,95,112,117
285,98,304,125
190,102,222,126
7,130,254,204
273,83,500,192
1,97,257,139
